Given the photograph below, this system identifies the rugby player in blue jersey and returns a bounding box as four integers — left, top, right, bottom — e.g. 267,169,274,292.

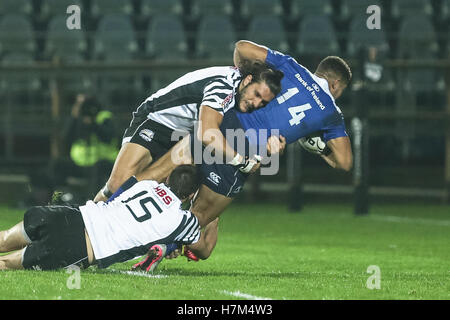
129,40,354,266
234,40,353,172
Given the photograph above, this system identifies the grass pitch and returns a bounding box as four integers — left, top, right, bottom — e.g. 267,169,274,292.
0,202,448,300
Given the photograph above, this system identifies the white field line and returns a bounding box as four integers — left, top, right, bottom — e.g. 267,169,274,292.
369,215,450,227
221,290,272,300
108,269,168,278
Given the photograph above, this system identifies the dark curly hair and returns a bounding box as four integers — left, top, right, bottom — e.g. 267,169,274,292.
238,60,284,97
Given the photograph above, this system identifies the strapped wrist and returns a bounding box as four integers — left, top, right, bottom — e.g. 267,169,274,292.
228,153,244,166
101,184,113,198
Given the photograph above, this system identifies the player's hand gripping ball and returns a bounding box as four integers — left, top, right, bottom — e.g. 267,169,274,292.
298,135,327,155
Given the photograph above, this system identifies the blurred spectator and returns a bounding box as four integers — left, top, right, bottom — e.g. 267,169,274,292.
27,95,119,205
65,94,118,169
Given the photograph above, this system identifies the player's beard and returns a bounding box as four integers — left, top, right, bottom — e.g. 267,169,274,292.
236,83,255,113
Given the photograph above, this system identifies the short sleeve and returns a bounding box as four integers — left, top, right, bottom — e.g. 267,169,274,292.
322,117,348,142
174,211,201,245
266,48,290,68
201,79,235,115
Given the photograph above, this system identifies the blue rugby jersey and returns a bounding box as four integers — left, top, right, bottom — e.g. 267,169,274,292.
236,48,348,147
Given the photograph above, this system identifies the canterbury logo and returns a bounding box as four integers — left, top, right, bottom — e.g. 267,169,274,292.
207,172,221,186
139,129,154,142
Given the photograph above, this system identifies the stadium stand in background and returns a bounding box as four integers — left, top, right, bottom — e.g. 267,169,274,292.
0,0,449,206
0,1,448,71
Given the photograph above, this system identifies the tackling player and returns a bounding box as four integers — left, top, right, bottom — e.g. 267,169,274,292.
93,62,284,203
141,40,353,223
0,165,217,271
132,40,354,267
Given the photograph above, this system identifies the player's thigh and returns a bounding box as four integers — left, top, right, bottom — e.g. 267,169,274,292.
109,142,153,180
114,119,181,182
0,221,29,252
190,184,233,227
136,134,193,181
192,159,248,227
0,249,25,270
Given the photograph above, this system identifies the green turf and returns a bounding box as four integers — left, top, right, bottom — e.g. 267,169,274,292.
0,202,448,300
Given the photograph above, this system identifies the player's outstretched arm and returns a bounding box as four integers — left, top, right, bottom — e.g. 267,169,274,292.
198,106,261,174
198,106,240,163
234,40,268,67
186,218,219,260
321,137,353,172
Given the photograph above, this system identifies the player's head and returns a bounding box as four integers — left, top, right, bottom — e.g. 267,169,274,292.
315,56,352,100
166,165,201,201
237,61,284,113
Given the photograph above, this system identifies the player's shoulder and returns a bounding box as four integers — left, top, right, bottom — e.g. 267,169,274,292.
121,179,160,199
183,66,237,84
200,66,240,87
201,66,239,77
151,182,182,209
334,104,344,116
112,179,155,201
269,47,303,64
308,71,344,113
134,179,159,189
182,209,200,224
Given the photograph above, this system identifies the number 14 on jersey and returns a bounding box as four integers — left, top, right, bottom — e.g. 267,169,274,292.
278,87,312,126
288,103,312,126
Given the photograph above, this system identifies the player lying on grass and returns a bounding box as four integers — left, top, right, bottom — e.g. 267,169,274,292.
94,61,283,203
130,40,354,267
0,165,217,271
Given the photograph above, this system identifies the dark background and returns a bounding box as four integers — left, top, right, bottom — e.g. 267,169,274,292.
0,0,448,209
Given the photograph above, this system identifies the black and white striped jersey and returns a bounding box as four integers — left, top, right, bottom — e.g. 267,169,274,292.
80,180,201,268
137,66,242,133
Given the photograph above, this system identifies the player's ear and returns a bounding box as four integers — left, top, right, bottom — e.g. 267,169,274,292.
242,74,253,86
330,78,338,90
329,78,340,94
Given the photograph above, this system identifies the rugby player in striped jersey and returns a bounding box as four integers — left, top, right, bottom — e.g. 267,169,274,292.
0,165,217,271
132,40,353,268
94,63,283,203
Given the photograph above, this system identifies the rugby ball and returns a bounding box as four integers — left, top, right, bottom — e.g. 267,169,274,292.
298,135,327,155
